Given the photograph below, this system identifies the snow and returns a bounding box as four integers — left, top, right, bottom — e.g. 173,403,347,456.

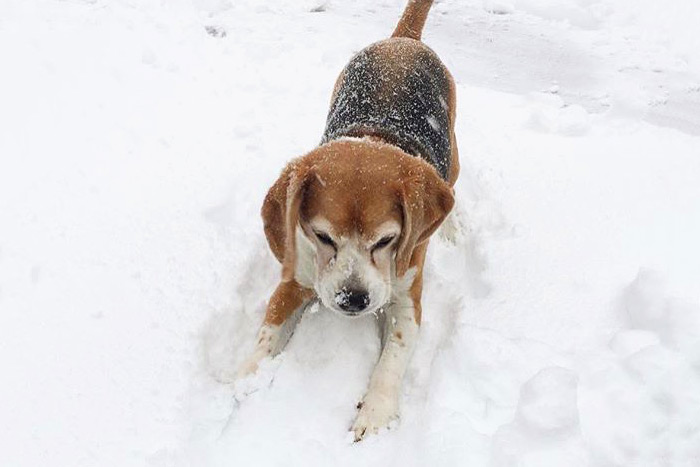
1,0,699,466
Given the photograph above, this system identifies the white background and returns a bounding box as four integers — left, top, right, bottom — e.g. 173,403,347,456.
1,0,699,465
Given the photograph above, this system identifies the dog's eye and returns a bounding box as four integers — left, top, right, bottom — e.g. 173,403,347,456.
372,235,395,251
314,231,336,248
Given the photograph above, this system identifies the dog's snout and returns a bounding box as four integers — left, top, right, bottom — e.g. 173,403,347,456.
335,288,370,313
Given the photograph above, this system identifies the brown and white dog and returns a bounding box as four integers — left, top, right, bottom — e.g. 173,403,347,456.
237,0,459,441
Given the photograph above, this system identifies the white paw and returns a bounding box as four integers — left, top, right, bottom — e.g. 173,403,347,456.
232,354,280,401
351,391,399,441
438,208,466,246
235,338,275,381
206,356,259,386
235,356,261,381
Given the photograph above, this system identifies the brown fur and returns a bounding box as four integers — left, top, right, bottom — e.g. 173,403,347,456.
263,279,314,326
260,0,457,330
392,0,434,40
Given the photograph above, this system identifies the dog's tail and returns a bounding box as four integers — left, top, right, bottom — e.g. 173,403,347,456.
391,0,434,41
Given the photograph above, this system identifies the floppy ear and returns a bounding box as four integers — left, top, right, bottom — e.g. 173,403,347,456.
395,163,455,277
261,159,311,281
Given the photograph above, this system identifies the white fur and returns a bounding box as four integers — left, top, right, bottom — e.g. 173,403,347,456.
316,236,390,315
236,298,309,381
437,199,466,245
294,225,317,289
352,269,419,440
236,324,282,380
308,218,400,316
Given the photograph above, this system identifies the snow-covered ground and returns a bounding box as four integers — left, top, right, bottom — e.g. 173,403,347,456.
1,0,700,465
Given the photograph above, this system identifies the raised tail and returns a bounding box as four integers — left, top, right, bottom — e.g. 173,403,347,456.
391,0,434,41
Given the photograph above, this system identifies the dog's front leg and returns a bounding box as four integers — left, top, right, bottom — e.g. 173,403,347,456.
351,282,420,441
236,279,314,379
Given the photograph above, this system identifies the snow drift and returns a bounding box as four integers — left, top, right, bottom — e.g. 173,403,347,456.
1,0,699,466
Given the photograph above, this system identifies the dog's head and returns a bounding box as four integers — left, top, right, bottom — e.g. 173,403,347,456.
262,139,453,317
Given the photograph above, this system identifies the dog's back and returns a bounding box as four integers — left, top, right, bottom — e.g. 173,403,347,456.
321,0,453,180
322,40,451,179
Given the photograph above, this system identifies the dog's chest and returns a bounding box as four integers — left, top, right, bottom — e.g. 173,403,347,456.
322,42,452,180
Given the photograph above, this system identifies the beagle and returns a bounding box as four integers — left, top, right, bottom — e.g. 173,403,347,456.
237,0,459,441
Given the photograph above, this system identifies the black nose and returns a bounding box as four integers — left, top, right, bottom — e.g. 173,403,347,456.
335,288,370,313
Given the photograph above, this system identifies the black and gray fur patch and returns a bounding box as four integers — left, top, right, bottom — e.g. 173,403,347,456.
322,41,451,180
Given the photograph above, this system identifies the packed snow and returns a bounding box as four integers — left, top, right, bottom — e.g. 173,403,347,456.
1,0,699,466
